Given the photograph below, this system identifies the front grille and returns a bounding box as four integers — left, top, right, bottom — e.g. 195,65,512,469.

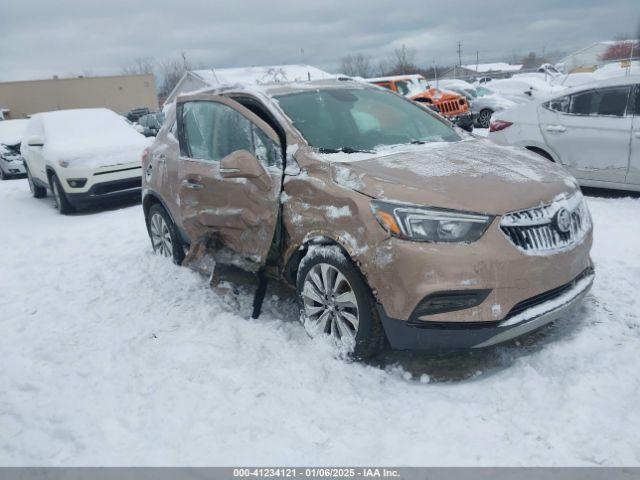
505,267,594,319
500,192,590,254
92,178,141,196
439,100,461,114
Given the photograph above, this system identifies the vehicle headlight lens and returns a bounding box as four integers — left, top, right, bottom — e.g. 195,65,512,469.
371,200,493,243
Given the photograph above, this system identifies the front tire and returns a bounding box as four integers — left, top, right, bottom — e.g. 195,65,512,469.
296,246,385,360
146,203,185,265
477,108,493,128
49,173,74,214
26,166,47,198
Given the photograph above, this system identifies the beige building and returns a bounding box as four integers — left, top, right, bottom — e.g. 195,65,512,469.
0,74,158,119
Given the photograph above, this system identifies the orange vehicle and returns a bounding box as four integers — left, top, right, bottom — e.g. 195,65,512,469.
366,74,474,131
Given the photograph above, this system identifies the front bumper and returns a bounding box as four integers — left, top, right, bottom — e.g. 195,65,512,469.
1,159,26,176
66,177,141,208
378,268,594,350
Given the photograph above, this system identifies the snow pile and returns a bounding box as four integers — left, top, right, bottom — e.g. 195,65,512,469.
0,119,28,146
0,180,639,466
30,108,150,168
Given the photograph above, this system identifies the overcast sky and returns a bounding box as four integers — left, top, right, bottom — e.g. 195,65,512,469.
0,0,638,82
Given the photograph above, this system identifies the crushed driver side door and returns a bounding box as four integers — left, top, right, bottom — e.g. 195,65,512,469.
175,94,283,270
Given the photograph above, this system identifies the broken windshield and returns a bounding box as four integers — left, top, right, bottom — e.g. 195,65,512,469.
275,88,460,152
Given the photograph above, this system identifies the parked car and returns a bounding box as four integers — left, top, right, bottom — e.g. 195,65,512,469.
0,119,28,179
438,79,517,128
142,80,594,359
21,108,149,213
138,112,165,137
125,107,150,123
366,75,474,131
479,77,564,105
488,75,640,191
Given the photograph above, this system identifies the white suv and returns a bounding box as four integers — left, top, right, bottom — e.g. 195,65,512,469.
21,108,149,213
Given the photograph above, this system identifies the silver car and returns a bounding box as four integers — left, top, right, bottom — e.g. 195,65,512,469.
0,119,28,180
439,80,517,128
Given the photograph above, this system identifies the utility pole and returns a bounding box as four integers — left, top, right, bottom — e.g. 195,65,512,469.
457,41,463,67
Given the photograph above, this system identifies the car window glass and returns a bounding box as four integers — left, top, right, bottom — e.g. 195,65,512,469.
546,95,570,113
181,101,216,160
569,86,631,117
634,85,640,115
395,81,410,96
275,88,460,151
213,104,254,161
252,126,282,170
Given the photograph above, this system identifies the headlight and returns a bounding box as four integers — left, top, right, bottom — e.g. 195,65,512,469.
371,200,493,243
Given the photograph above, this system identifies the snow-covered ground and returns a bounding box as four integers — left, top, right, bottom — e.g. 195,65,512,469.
1,178,639,466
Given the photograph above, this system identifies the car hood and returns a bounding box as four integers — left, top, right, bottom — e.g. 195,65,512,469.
474,94,518,111
44,138,151,169
327,139,578,215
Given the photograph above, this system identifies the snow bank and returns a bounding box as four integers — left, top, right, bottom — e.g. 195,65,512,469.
0,180,639,466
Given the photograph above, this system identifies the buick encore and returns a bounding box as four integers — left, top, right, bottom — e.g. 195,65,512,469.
142,80,594,358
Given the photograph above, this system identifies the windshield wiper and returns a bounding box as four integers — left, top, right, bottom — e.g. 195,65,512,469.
317,147,375,154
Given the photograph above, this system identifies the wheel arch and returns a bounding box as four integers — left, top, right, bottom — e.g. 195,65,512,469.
142,191,189,246
283,234,354,285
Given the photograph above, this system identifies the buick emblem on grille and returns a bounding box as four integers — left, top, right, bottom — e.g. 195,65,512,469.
554,208,572,233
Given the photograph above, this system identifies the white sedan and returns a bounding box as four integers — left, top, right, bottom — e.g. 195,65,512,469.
488,75,640,192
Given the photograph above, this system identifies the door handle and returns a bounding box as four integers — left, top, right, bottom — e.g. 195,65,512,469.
182,179,204,190
545,124,566,133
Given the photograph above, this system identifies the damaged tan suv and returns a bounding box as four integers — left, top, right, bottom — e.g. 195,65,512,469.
142,80,594,358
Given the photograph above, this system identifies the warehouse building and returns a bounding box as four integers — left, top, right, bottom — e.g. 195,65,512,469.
0,74,158,119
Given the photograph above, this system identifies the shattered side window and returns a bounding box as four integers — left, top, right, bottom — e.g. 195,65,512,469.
181,101,216,161
252,126,282,170
213,105,254,161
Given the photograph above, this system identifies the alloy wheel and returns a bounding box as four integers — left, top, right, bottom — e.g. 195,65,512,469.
301,262,360,350
150,212,173,257
478,110,492,128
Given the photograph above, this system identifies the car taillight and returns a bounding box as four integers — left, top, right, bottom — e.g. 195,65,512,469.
489,120,513,132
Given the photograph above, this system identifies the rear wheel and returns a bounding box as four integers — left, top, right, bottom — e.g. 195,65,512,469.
147,203,185,265
296,246,385,360
26,166,47,198
49,173,74,214
477,108,493,128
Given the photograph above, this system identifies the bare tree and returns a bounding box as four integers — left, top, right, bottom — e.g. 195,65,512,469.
340,53,374,78
121,57,156,76
385,44,419,75
158,52,192,98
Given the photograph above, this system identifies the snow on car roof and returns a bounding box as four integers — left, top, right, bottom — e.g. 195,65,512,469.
365,74,426,83
0,119,28,146
462,62,523,73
